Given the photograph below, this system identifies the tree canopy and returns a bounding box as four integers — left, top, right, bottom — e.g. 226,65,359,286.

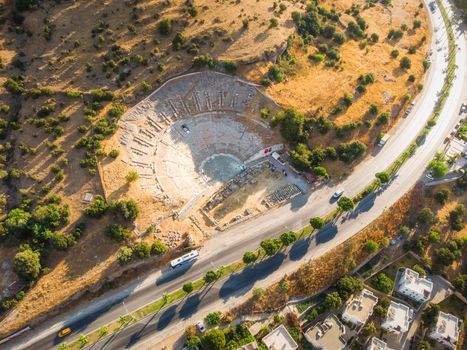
260,239,282,256
14,248,41,281
337,196,354,211
336,275,363,300
201,329,226,350
371,273,394,293
310,217,325,229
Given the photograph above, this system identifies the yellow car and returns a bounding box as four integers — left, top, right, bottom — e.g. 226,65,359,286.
58,327,71,338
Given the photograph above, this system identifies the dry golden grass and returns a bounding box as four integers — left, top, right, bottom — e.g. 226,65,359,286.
243,0,430,148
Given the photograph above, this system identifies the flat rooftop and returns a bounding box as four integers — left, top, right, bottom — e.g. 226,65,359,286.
367,337,391,350
342,289,378,324
262,324,298,350
382,301,413,333
304,314,346,350
431,312,460,344
397,268,433,298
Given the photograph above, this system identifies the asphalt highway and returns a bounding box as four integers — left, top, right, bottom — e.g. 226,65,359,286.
3,0,466,348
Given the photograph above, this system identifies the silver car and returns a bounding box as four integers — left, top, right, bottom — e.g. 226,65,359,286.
332,189,344,199
196,321,206,333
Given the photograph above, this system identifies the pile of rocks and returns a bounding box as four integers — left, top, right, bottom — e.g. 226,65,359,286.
159,230,184,248
264,184,302,207
204,163,265,210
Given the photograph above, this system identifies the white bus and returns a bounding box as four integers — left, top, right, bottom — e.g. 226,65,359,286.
170,250,199,269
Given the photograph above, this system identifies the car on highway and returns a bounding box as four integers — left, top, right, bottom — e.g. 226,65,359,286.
332,189,344,199
196,321,206,333
461,103,467,113
425,171,434,181
58,327,72,338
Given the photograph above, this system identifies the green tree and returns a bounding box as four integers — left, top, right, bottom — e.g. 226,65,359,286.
4,208,31,234
434,187,450,204
337,141,366,163
242,251,257,264
187,335,201,348
313,166,329,179
201,329,226,350
106,224,130,242
400,56,412,70
371,273,394,293
417,340,430,350
31,203,69,229
109,199,139,222
118,315,128,327
78,334,88,348
260,239,282,256
205,311,221,326
16,0,35,11
253,287,264,299
375,171,390,184
376,112,389,125
84,195,108,218
280,231,297,246
152,240,168,255
362,322,376,336
183,282,194,293
429,160,448,178
172,32,186,50
272,108,310,144
125,170,139,183
133,241,151,258
204,270,220,283
364,240,379,253
373,305,387,319
14,249,41,281
280,279,290,292
118,247,133,265
434,247,456,267
337,196,354,211
324,292,342,310
57,343,70,350
98,325,109,337
417,207,437,225
289,143,312,170
449,204,465,231
158,19,173,35
267,65,285,83
336,275,363,300
412,264,426,277
310,217,325,230
421,304,440,327
453,275,467,297
428,230,440,243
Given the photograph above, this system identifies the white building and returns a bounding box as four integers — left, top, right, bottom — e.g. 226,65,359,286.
367,337,392,350
381,301,413,334
429,312,461,349
396,268,433,303
342,289,378,326
262,324,298,350
304,314,347,350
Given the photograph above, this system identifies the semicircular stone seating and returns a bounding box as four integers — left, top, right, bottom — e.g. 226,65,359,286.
118,71,270,204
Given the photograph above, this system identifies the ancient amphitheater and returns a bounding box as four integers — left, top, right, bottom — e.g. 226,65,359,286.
118,71,283,212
